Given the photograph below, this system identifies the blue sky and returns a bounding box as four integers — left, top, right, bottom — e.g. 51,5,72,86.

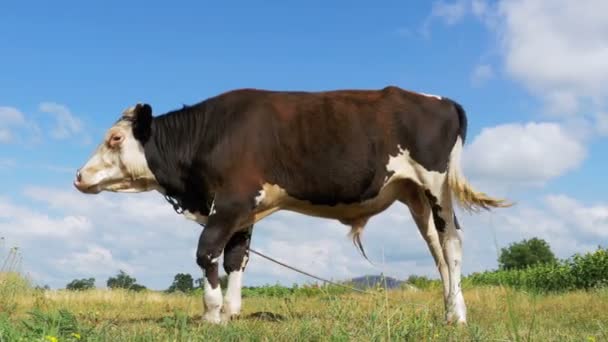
1,0,607,290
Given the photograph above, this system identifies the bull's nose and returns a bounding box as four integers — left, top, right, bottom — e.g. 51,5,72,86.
76,169,82,183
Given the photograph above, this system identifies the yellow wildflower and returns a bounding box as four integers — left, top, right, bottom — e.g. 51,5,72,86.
45,336,58,342
72,332,82,339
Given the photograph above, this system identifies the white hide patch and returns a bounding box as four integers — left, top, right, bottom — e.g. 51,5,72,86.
419,92,443,100
254,189,266,207
385,145,446,188
223,270,243,318
203,277,223,324
182,210,208,225
209,199,217,216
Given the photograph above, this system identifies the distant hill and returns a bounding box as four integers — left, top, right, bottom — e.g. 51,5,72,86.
348,275,404,290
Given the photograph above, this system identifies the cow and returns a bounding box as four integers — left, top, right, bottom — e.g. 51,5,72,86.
73,86,511,325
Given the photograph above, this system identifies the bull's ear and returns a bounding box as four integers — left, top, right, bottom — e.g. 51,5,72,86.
132,103,153,143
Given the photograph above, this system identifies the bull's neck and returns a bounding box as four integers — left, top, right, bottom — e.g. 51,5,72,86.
143,112,213,213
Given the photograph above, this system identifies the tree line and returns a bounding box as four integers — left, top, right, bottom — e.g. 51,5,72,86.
65,270,229,293
65,237,563,292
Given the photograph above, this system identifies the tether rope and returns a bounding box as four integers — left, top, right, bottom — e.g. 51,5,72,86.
248,247,369,294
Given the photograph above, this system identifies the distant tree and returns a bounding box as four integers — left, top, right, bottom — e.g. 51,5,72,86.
66,278,95,291
499,237,557,270
106,270,146,291
167,273,194,293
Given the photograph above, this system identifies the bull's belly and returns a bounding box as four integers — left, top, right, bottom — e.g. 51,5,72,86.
252,179,413,224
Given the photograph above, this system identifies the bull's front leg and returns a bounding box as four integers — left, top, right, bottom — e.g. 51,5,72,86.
222,225,253,321
196,196,251,324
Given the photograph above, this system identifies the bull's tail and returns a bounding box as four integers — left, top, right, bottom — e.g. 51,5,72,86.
447,102,514,212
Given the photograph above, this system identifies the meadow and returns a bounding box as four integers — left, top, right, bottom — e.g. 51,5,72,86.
1,247,607,341
1,278,607,341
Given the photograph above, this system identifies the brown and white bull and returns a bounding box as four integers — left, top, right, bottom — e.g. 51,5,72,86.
74,86,511,324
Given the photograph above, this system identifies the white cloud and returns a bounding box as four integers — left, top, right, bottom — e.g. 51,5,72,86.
430,0,468,25
463,122,586,186
468,0,608,134
0,159,16,169
0,197,92,238
419,1,469,38
0,106,26,144
471,0,488,17
470,64,494,86
595,112,608,136
544,195,608,239
497,0,608,107
0,106,25,125
56,245,134,276
38,102,83,140
0,129,12,143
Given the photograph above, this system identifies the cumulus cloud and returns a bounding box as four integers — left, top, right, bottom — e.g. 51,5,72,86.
0,197,92,239
470,64,494,86
0,159,16,169
0,106,26,144
38,102,83,140
463,122,586,186
496,0,608,113
419,0,469,38
544,195,608,239
56,245,134,276
430,0,468,25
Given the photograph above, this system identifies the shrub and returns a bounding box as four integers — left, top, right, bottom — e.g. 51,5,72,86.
66,278,95,291
467,246,608,293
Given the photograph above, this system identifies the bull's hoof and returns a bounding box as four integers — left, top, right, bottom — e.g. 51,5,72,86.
203,311,224,325
445,313,467,326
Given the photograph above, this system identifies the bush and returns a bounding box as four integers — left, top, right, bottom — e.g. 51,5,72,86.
405,275,441,290
467,246,608,293
66,278,95,291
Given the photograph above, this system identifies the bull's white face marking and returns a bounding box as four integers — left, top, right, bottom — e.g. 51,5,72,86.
74,106,158,194
419,92,443,100
222,270,243,320
183,210,208,225
202,276,223,324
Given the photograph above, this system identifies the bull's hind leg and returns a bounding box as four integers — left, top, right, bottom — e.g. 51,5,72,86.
399,181,450,303
422,174,467,324
221,225,253,321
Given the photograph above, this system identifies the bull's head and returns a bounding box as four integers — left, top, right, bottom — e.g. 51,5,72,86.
74,103,158,194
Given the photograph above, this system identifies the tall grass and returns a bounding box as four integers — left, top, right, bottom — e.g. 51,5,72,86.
0,245,31,316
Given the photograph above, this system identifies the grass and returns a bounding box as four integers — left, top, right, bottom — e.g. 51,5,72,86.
0,283,606,341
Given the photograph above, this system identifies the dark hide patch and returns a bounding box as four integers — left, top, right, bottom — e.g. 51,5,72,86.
223,227,252,273
454,214,462,230
132,104,153,144
425,190,446,233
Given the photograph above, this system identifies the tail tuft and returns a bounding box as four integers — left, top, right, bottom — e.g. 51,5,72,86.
348,221,373,263
448,137,514,213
